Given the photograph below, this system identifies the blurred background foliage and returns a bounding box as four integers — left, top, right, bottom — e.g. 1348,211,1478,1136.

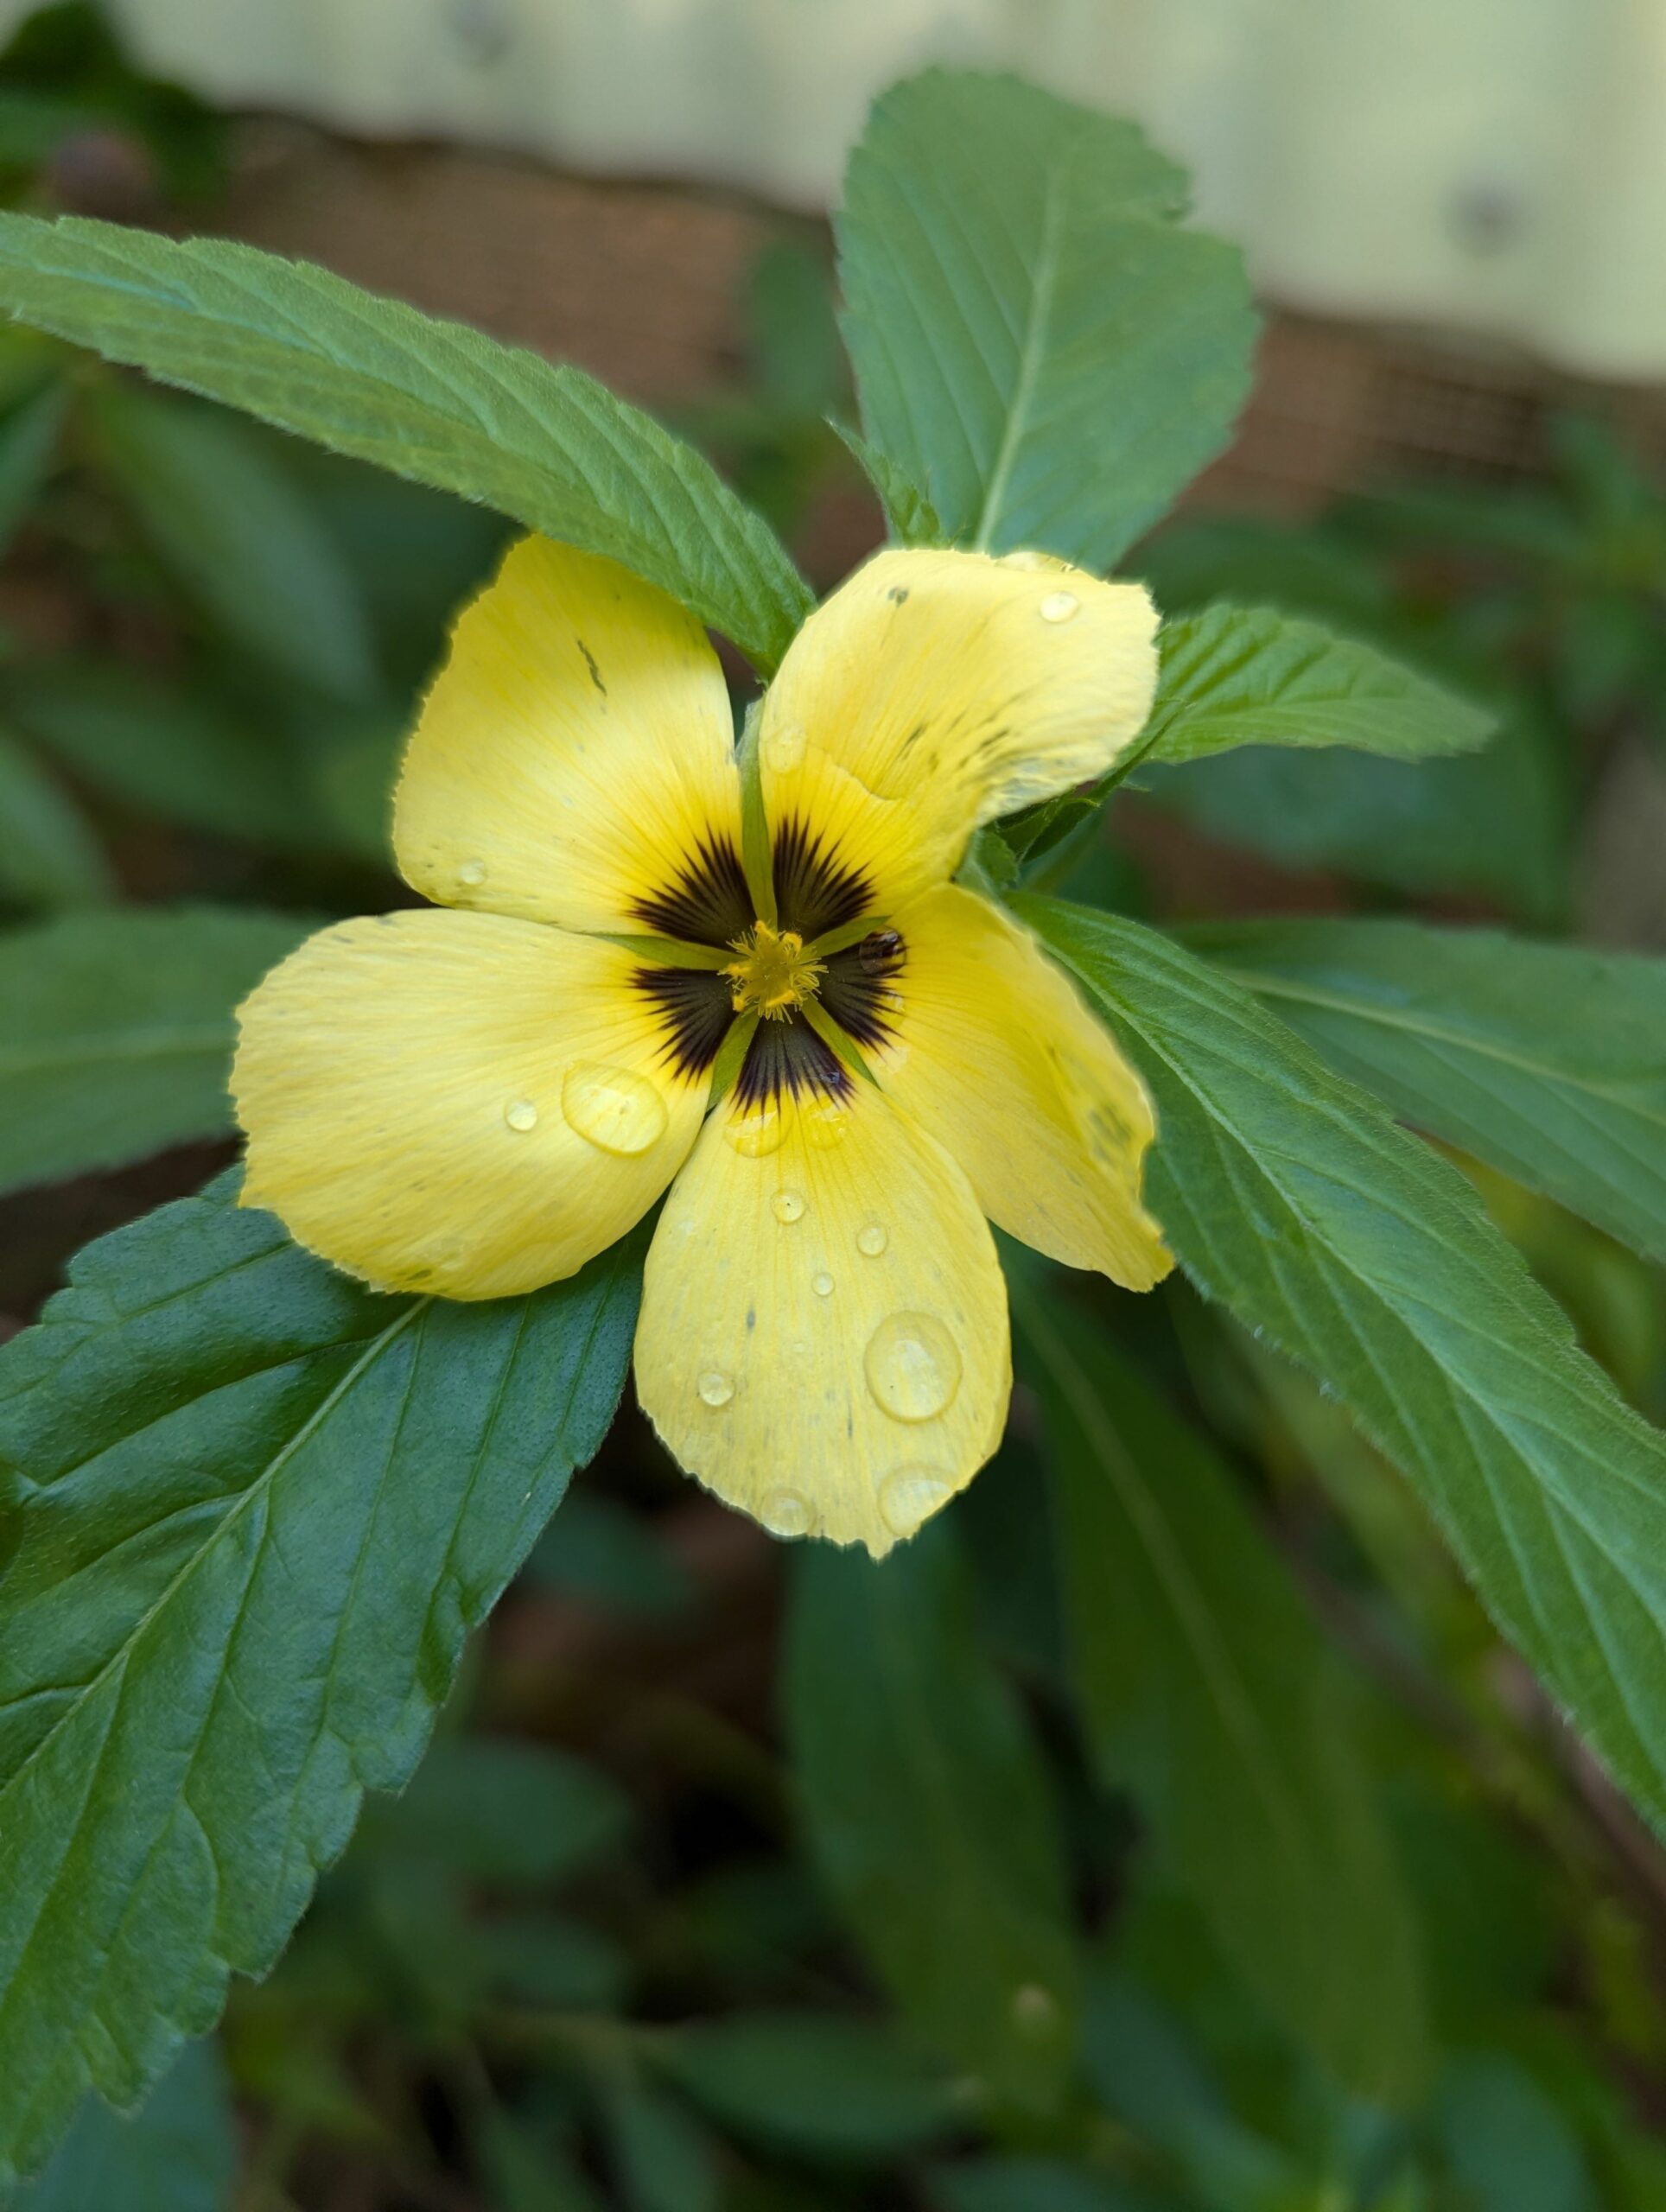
2,7,1665,2209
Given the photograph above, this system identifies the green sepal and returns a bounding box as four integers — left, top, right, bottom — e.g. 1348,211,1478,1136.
734,704,777,927
800,995,881,1090
808,912,887,960
594,932,733,970
705,1009,758,1109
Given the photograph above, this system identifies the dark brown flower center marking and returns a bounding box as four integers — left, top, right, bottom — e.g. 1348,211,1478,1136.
631,832,752,948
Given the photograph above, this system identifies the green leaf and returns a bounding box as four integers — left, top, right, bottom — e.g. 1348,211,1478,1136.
929,2159,1173,2212
785,1522,1079,2111
837,70,1256,569
0,1177,642,2183
0,723,111,911
1017,1300,1428,2101
87,382,381,703
1436,2055,1597,2212
3,662,327,849
10,2040,234,2212
523,1491,696,1622
662,2012,961,2161
0,906,306,1195
1183,919,1666,1266
376,1737,628,1886
0,213,813,671
1020,899,1666,1846
1141,605,1495,766
0,378,67,556
601,2079,722,2212
829,422,942,545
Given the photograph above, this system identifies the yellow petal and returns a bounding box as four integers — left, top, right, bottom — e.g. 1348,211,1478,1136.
395,536,748,939
758,547,1157,920
635,1081,1011,1556
233,912,705,1298
881,886,1172,1289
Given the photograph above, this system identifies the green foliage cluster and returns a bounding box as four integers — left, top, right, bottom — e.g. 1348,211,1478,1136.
0,35,1663,2212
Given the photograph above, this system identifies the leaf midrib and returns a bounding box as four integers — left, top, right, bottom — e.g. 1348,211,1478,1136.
970,164,1065,551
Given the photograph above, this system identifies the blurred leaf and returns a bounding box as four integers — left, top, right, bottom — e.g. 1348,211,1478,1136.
1021,1303,1428,2101
379,1737,628,1886
0,722,111,910
1435,2055,1597,2212
474,1912,627,2011
0,1176,642,2183
524,1490,696,1623
0,377,66,552
479,2108,605,2212
0,905,303,1194
830,422,942,545
663,2012,962,2161
1022,900,1666,1850
3,661,325,848
786,1522,1079,2110
1142,606,1494,767
88,381,381,703
306,711,404,864
746,238,845,419
10,2039,233,2212
1186,919,1666,1266
0,213,813,671
1137,513,1397,631
930,2159,1180,2212
603,2078,722,2212
838,70,1256,568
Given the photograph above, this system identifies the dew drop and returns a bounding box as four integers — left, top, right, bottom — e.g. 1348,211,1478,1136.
802,1100,849,1150
1039,590,1080,624
880,1464,953,1537
762,1488,813,1537
763,721,806,774
561,1062,667,1155
457,858,486,887
1000,550,1048,571
772,1189,805,1224
697,1369,734,1408
812,1271,834,1298
856,1223,888,1258
725,1103,785,1158
503,1097,538,1133
864,1312,962,1422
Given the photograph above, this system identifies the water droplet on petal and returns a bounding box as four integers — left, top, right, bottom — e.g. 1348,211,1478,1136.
880,1464,953,1537
457,858,486,887
697,1369,734,1408
1000,550,1048,571
504,1097,538,1132
763,721,806,774
864,1312,962,1422
857,1224,888,1258
1039,590,1079,624
772,1189,805,1224
725,1104,785,1157
802,1100,849,1150
762,1488,813,1537
812,1271,834,1298
562,1062,667,1155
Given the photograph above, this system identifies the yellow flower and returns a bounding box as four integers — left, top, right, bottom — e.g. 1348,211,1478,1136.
232,537,1172,1554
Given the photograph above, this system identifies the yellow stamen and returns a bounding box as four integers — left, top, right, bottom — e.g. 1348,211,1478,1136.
724,922,825,1020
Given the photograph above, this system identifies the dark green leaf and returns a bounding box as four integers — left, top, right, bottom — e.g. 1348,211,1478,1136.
785,1522,1078,2110
0,906,306,1195
1184,919,1666,1266
837,70,1256,568
10,2040,234,2212
1019,1302,1428,2101
745,238,846,419
0,213,813,671
0,378,67,555
473,1913,626,2012
602,2079,722,2212
88,382,381,702
1142,605,1494,766
0,1177,641,2182
1436,2055,1597,2212
930,2159,1177,2212
663,2012,961,2160
0,724,111,911
829,422,942,545
378,1737,628,1886
1021,899,1666,1847
524,1491,696,1623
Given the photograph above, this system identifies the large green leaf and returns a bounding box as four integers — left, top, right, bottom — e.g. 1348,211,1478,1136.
1141,605,1494,767
1184,919,1666,1266
1019,899,1666,1843
1017,1300,1428,2101
9,2039,234,2212
0,1177,642,2182
0,378,67,556
785,1522,1079,2111
0,724,111,911
88,381,381,703
837,71,1256,570
662,2012,961,2160
0,213,813,671
0,906,306,1195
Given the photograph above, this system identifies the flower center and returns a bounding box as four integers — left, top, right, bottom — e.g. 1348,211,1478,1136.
724,922,825,1020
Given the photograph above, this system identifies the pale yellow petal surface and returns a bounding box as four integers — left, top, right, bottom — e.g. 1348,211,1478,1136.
881,887,1172,1289
233,912,703,1299
635,1083,1011,1556
395,536,742,933
758,547,1158,915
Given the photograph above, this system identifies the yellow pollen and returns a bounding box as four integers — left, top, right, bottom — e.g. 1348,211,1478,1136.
724,922,825,1020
